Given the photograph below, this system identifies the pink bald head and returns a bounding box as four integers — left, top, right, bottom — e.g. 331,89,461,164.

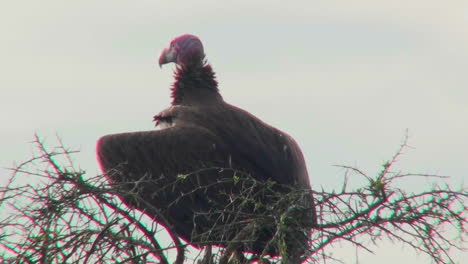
159,34,205,67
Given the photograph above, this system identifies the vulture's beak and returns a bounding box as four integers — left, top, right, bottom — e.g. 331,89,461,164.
159,47,177,68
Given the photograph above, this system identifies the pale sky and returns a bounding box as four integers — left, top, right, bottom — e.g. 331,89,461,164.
0,1,467,263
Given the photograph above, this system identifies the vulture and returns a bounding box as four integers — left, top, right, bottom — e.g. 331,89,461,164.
97,34,316,261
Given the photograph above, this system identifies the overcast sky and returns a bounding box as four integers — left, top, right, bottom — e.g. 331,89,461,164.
1,1,466,263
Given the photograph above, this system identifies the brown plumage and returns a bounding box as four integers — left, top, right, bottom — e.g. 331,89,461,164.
97,34,316,258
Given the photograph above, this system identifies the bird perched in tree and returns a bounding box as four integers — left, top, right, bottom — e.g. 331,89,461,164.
97,34,316,261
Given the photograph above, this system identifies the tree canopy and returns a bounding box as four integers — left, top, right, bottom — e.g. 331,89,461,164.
0,134,466,263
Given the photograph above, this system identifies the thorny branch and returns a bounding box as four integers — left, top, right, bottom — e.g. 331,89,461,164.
0,134,466,263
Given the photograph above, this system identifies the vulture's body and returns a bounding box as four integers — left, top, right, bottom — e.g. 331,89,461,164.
97,35,316,258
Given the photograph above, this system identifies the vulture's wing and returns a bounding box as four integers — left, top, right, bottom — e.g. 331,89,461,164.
216,106,317,226
218,105,310,187
96,125,235,241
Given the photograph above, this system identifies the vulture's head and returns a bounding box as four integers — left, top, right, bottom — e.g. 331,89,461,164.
159,34,205,67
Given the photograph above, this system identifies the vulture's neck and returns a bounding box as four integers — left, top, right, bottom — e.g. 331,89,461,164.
171,63,222,105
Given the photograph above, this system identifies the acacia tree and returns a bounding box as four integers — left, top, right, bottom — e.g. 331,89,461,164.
0,134,466,263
